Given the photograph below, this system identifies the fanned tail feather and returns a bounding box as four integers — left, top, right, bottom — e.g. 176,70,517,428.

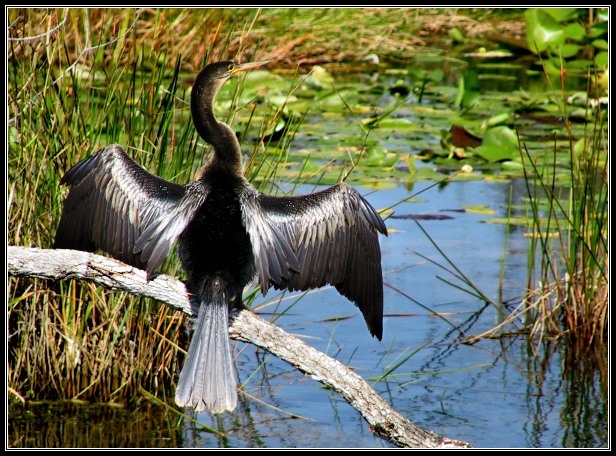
175,281,237,413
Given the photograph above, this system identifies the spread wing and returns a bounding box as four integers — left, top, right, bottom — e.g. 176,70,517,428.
241,183,387,339
54,144,206,276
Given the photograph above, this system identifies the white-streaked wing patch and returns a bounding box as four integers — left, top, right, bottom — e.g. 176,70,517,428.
241,182,387,339
55,145,186,272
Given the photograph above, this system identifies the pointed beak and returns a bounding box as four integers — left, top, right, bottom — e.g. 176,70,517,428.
228,59,273,75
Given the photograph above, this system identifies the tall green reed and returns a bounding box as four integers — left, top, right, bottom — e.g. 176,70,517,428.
8,7,344,407
8,9,274,406
520,87,608,350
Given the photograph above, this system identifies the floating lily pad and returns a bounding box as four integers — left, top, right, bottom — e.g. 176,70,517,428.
464,204,496,215
472,126,519,162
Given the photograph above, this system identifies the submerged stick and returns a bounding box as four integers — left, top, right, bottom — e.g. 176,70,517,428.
8,245,471,448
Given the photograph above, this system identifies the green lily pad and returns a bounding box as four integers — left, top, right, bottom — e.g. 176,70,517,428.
449,27,466,44
543,8,579,22
592,39,609,51
472,126,519,162
525,8,565,54
455,68,480,110
500,160,524,171
486,112,514,127
563,22,586,42
595,52,610,68
560,43,582,59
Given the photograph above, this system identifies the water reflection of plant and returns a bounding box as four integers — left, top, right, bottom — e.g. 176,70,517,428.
522,341,608,448
8,403,186,448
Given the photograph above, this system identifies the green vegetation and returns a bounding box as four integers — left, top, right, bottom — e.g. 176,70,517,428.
8,10,194,404
8,7,607,426
443,9,609,354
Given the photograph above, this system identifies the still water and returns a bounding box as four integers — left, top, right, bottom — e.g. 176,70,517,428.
9,179,607,448
8,50,607,448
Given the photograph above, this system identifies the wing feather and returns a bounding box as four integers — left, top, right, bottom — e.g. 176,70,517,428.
241,183,387,339
54,145,189,274
135,183,210,277
239,188,300,293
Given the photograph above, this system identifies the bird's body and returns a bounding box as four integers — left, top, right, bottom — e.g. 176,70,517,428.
179,172,255,295
54,61,387,413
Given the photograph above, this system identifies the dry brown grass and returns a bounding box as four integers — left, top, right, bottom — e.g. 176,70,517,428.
8,277,186,405
8,8,527,71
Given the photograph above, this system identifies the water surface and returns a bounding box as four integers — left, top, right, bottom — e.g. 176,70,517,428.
8,48,607,449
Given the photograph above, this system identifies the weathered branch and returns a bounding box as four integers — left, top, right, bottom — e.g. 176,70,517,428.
8,245,471,448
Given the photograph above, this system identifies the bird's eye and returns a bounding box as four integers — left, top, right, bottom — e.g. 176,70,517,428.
228,63,234,72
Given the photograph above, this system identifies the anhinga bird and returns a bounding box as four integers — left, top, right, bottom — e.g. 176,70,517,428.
54,60,387,413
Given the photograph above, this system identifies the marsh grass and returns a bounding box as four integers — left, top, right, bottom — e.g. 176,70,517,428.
462,67,608,356
518,65,608,354
6,8,310,406
519,88,608,351
8,10,193,405
9,7,407,408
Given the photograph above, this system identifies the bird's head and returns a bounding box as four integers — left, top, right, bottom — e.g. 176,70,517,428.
202,60,273,82
190,59,272,154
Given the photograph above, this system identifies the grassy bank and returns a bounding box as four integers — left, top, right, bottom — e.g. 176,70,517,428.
7,7,607,409
10,7,451,405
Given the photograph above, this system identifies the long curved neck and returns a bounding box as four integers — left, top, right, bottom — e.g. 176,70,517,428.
191,72,243,176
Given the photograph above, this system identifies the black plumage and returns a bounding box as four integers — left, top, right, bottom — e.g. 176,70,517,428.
54,60,387,413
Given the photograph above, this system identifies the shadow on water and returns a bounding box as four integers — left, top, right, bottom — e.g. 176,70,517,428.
8,403,184,448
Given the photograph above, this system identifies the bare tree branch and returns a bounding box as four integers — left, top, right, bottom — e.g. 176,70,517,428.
7,245,472,448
